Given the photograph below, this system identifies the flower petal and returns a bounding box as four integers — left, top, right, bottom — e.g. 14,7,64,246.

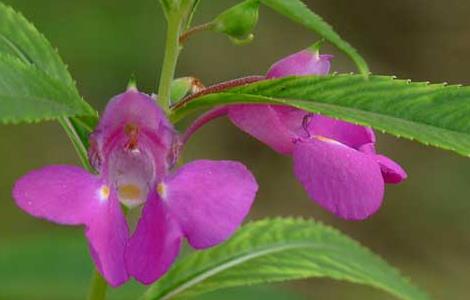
94,89,171,145
228,105,296,154
89,89,176,174
266,50,332,78
13,165,101,225
293,140,384,220
86,190,129,287
306,115,375,149
126,191,182,284
165,160,258,249
375,155,407,184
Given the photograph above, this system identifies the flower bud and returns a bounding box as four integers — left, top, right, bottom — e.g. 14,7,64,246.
213,0,260,44
170,77,205,103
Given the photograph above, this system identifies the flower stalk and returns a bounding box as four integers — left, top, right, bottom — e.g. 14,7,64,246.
179,22,214,44
87,271,108,300
157,12,183,114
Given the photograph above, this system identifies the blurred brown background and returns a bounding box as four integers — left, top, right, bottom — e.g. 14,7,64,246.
1,0,470,299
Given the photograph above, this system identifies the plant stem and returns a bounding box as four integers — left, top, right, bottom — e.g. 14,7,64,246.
87,270,108,300
179,22,214,44
59,117,93,171
158,13,182,114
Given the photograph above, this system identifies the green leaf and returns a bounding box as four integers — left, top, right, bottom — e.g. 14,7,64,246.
0,55,93,123
144,218,428,300
260,0,369,76
172,74,470,157
0,3,97,120
0,2,97,161
0,2,74,87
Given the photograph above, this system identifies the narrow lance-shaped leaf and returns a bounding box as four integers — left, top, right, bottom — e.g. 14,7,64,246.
144,218,428,300
172,74,470,157
260,0,369,76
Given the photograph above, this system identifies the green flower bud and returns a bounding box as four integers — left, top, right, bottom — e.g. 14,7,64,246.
213,0,260,44
170,77,205,103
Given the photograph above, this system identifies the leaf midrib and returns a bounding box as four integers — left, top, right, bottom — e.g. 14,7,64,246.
0,32,33,64
151,242,317,300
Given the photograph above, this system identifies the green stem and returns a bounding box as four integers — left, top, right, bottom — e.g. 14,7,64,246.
87,270,108,300
59,117,93,171
158,13,182,114
179,22,214,44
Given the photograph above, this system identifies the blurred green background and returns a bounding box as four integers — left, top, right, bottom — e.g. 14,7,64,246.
1,0,470,299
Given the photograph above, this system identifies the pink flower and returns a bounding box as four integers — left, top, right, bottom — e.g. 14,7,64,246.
12,89,258,286
185,48,406,220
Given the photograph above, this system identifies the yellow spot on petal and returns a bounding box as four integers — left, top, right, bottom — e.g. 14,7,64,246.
99,185,110,202
313,135,345,147
157,182,167,199
118,184,142,200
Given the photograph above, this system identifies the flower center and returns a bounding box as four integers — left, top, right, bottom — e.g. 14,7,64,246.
108,144,155,209
125,123,139,150
118,184,142,201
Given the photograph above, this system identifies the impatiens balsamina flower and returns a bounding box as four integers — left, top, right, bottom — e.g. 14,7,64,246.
184,47,406,220
12,89,258,286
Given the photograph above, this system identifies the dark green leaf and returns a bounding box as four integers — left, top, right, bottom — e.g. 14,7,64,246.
260,0,369,76
144,218,427,300
172,74,470,157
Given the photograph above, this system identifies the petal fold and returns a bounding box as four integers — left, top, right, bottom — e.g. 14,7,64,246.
375,155,407,184
293,140,384,220
126,191,182,284
165,160,258,249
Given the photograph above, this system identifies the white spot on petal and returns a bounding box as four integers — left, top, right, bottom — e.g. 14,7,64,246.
157,182,167,200
98,185,110,203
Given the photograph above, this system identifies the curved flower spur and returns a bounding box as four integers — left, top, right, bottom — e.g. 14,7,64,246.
12,89,258,286
183,45,406,220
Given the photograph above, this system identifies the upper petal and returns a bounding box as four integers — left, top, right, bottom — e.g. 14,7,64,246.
293,140,384,220
126,190,182,285
165,160,258,249
228,104,297,154
89,89,176,173
266,50,332,78
86,190,130,287
94,89,172,146
12,165,102,225
306,115,375,149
